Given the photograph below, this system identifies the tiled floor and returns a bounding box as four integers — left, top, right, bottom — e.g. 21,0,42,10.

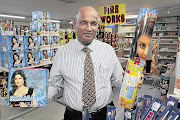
0,82,161,120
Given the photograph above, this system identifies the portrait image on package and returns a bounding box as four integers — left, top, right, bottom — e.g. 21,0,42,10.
25,36,38,51
50,23,59,33
13,53,25,68
43,12,50,22
51,48,58,62
130,17,155,62
7,68,48,107
51,36,60,49
42,22,49,32
40,50,51,64
11,36,24,52
25,51,39,67
39,36,50,50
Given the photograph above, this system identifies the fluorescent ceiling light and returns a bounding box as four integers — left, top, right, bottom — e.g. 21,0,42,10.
126,15,138,19
0,14,25,19
50,20,60,23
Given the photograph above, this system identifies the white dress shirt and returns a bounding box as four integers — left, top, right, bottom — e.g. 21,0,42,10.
48,38,123,111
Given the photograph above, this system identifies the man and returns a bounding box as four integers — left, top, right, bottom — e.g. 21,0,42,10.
40,36,50,50
48,6,143,120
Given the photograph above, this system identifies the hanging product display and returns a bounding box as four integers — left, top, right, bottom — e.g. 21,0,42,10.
118,8,158,108
150,40,158,74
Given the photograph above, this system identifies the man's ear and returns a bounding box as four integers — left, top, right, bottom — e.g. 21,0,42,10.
73,20,76,30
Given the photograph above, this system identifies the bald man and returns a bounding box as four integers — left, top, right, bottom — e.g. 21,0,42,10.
48,6,143,120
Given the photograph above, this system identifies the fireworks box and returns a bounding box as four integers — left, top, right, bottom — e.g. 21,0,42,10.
82,105,89,120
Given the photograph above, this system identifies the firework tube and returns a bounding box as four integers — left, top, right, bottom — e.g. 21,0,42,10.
118,8,158,108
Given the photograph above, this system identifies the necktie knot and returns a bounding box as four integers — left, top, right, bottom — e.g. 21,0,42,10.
82,47,91,54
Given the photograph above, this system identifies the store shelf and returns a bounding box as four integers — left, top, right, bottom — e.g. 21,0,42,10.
153,36,179,38
153,29,179,32
124,49,131,51
158,58,174,60
120,23,136,26
158,51,177,53
159,43,177,45
167,88,180,102
125,36,134,38
123,31,134,33
156,21,180,24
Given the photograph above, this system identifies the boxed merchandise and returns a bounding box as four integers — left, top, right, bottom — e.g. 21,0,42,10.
0,19,14,33
167,96,179,107
60,39,67,45
124,108,132,120
39,50,52,64
39,36,51,50
50,36,60,49
156,105,174,120
106,106,116,120
141,97,164,120
166,106,178,120
30,22,41,35
82,105,89,120
7,68,48,107
1,36,24,52
42,12,50,22
155,24,163,30
50,23,60,35
32,11,43,22
24,36,39,51
1,51,25,68
142,95,152,113
25,51,39,67
51,48,58,62
0,76,8,88
168,109,180,120
40,22,50,34
0,52,1,67
135,97,145,120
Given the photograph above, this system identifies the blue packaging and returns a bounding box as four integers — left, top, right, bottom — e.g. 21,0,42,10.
50,36,60,49
82,105,89,120
39,50,51,64
2,51,25,68
156,105,174,120
106,106,116,120
39,36,50,50
1,36,24,52
124,108,132,120
32,11,43,22
166,106,178,120
141,97,164,120
0,52,2,67
42,12,50,22
40,22,50,35
7,68,48,107
167,96,179,107
50,23,60,35
135,97,144,120
51,48,58,62
25,51,39,67
142,95,152,113
168,109,180,120
24,36,39,51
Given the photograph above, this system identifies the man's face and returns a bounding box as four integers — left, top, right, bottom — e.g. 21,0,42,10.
54,37,58,43
43,37,49,45
43,51,48,58
73,7,98,46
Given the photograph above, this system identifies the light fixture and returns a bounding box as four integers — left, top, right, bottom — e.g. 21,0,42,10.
126,14,138,19
167,11,170,14
0,14,25,19
50,20,60,23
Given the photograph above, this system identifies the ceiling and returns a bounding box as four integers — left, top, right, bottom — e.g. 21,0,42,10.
0,0,180,26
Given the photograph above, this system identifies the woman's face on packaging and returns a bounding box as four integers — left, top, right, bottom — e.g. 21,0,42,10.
137,34,151,61
14,55,19,61
28,53,32,58
14,74,24,87
12,38,17,44
28,38,33,43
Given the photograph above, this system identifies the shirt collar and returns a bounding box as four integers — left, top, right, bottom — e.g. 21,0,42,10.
74,38,96,52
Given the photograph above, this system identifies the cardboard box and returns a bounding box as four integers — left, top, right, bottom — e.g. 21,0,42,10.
39,36,51,50
25,50,40,67
39,50,51,64
24,36,39,51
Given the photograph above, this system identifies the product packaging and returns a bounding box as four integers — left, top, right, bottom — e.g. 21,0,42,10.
42,12,50,22
166,106,178,120
82,105,89,120
51,48,58,62
50,36,60,49
124,108,132,120
141,97,164,120
0,52,2,67
40,22,50,35
7,68,48,107
142,95,152,113
168,109,180,120
167,96,179,107
25,50,40,67
32,11,43,22
50,23,60,36
156,105,174,120
118,8,158,108
106,106,116,120
1,51,25,68
39,36,51,50
135,97,145,120
24,36,39,51
30,22,41,35
1,36,24,52
60,39,67,45
175,37,180,89
39,50,51,64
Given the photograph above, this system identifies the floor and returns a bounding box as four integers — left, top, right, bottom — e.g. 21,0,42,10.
0,79,162,120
